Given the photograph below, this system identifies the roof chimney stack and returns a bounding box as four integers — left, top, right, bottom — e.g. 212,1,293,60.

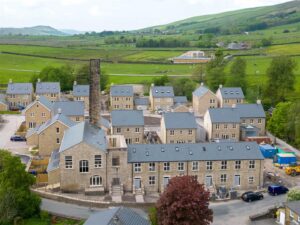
219,84,223,89
89,59,101,128
257,99,261,105
9,79,12,83
74,80,77,86
57,108,62,114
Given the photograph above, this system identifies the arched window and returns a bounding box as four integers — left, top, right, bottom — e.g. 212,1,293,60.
90,175,102,187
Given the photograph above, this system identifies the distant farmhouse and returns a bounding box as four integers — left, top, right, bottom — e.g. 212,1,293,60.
227,42,250,50
171,51,212,64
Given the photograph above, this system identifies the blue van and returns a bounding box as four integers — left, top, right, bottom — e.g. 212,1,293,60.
268,185,289,196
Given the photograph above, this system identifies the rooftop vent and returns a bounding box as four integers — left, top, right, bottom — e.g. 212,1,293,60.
161,147,165,152
189,151,193,155
246,145,250,150
175,147,179,152
146,151,149,156
229,146,234,151
133,148,136,153
202,147,206,151
218,146,221,151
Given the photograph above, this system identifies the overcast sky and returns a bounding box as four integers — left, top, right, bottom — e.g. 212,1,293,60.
0,0,290,31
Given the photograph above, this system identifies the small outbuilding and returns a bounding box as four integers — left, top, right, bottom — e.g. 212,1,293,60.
275,153,297,165
259,144,277,158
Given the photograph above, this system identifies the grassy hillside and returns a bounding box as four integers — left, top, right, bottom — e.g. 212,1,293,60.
144,0,300,34
0,26,66,36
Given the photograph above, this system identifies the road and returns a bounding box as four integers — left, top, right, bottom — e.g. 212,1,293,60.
41,194,286,224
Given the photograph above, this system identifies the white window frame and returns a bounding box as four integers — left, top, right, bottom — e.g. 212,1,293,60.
65,156,73,169
248,176,254,184
79,160,89,173
220,174,227,183
206,161,213,171
249,160,255,169
134,163,141,173
178,162,184,171
94,155,102,168
149,176,155,185
235,160,241,170
221,160,227,170
90,175,102,187
192,161,199,171
149,162,156,172
164,162,170,171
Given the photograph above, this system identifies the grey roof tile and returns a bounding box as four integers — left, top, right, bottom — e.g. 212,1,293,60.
59,121,107,153
128,142,264,163
286,201,300,215
73,85,89,97
36,82,60,94
193,85,210,97
150,86,174,98
101,116,110,129
236,104,266,118
6,83,33,95
25,96,53,112
208,108,240,123
47,149,60,172
163,112,197,129
0,94,7,105
219,87,245,99
111,110,144,127
84,207,150,225
52,101,84,116
134,97,149,106
110,85,133,97
174,96,188,104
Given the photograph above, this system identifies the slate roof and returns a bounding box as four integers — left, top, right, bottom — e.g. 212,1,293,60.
73,85,89,97
84,207,150,225
52,101,84,116
174,96,188,104
150,86,174,98
110,85,134,97
0,94,7,105
208,108,240,123
163,112,197,129
101,116,110,129
26,126,40,138
286,201,300,215
47,149,60,172
193,85,210,97
236,104,266,118
128,142,264,163
134,97,149,106
219,87,245,99
25,96,53,112
111,110,144,127
36,82,60,94
6,83,33,95
59,121,107,153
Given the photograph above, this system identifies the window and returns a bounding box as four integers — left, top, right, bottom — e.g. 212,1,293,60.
248,176,254,184
76,117,80,122
188,130,193,135
258,119,262,124
221,161,227,170
250,119,254,124
135,128,140,133
90,175,102,187
242,119,246,124
206,161,213,171
164,162,170,171
30,112,35,117
116,128,121,133
232,133,236,138
149,176,155,185
170,130,174,135
112,156,120,167
56,127,60,134
210,99,215,103
126,138,132,144
192,161,199,171
224,124,228,129
29,122,36,128
94,155,102,168
216,124,220,130
220,174,227,183
235,160,241,170
149,163,156,172
65,156,73,169
249,160,255,169
41,112,46,117
178,162,184,171
56,138,60,144
233,124,236,128
134,163,141,173
135,138,139,143
79,160,89,173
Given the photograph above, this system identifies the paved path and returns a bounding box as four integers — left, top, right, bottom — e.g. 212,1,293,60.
41,194,286,224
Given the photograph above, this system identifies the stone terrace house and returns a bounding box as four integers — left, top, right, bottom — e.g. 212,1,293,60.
111,110,144,144
0,95,8,111
110,85,134,110
204,108,240,141
72,82,89,111
52,101,85,123
24,96,53,129
36,81,61,102
149,86,174,111
283,201,300,225
26,112,75,157
128,142,264,194
216,86,245,107
6,81,33,110
192,83,218,117
84,207,150,225
160,112,197,144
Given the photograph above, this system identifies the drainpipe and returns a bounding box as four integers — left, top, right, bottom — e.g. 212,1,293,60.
158,163,160,193
106,152,108,192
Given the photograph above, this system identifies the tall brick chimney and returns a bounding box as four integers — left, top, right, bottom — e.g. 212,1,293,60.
89,59,101,127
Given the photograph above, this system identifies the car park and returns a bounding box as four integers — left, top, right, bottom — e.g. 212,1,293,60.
268,185,289,196
10,135,26,142
241,191,264,202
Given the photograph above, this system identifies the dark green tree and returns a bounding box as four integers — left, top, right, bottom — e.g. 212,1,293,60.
153,75,169,86
226,57,247,93
206,50,226,91
264,56,297,105
0,150,41,224
171,78,197,101
192,64,205,83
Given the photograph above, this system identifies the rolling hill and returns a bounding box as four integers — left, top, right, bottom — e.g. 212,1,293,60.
0,26,67,36
141,0,300,34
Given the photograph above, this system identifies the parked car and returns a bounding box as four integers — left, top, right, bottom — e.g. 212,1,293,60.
268,185,289,196
10,135,26,142
241,191,264,202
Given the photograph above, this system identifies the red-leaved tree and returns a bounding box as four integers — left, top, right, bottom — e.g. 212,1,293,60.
156,176,213,225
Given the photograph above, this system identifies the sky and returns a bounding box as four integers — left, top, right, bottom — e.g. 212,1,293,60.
0,0,291,31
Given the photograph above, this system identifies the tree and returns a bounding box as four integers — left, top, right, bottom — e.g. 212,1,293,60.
0,150,41,224
149,207,158,225
264,56,297,105
192,64,205,83
156,176,213,225
153,75,169,86
287,188,300,201
226,57,247,94
171,78,197,101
